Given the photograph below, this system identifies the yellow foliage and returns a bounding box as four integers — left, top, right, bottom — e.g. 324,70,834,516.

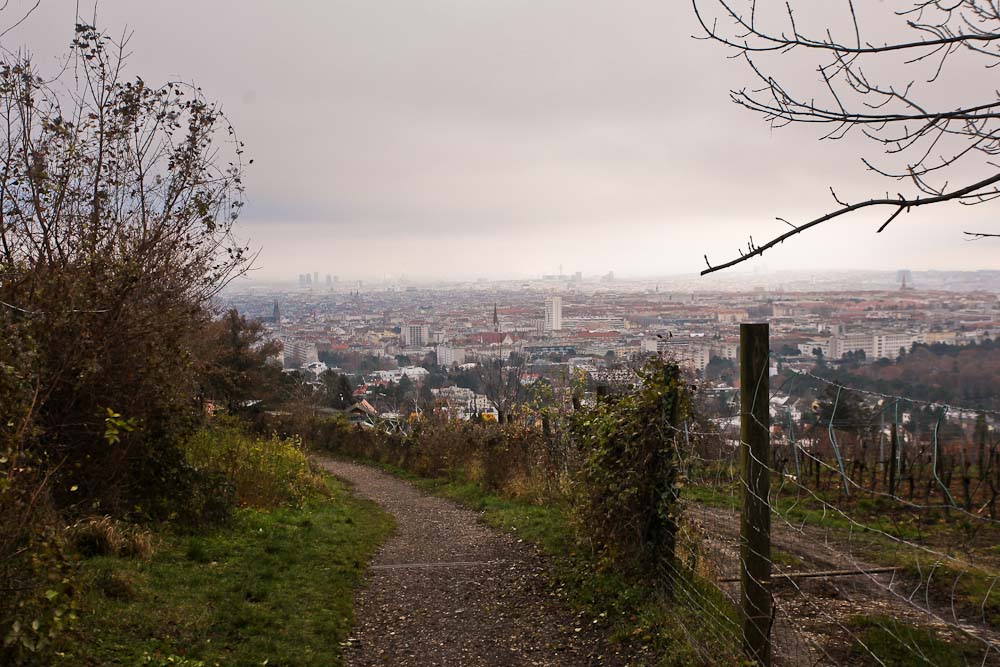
183,419,327,508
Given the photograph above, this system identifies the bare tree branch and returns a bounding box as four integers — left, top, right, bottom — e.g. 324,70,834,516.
693,0,1000,270
702,171,1000,274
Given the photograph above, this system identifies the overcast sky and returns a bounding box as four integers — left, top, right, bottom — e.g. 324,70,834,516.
8,0,1000,281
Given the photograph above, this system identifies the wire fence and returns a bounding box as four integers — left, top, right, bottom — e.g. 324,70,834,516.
673,346,1000,667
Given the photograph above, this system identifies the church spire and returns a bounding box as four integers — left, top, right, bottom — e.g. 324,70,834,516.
493,303,499,332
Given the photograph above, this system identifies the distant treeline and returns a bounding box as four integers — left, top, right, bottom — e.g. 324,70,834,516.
815,339,999,410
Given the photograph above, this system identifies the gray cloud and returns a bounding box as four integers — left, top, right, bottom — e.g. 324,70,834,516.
9,0,999,279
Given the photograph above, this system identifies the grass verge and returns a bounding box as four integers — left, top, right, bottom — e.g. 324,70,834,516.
849,614,983,667
55,476,393,667
687,482,1000,627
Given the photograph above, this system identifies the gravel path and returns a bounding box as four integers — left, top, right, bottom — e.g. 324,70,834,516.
317,458,631,667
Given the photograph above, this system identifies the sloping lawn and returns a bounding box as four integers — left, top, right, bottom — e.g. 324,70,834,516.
56,477,393,667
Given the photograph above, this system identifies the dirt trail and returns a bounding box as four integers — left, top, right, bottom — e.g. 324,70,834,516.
318,459,631,667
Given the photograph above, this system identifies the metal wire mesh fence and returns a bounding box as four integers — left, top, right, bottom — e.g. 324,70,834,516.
675,324,1000,666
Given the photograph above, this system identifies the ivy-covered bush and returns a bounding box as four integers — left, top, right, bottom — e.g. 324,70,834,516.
1,322,77,666
0,452,77,666
570,358,691,586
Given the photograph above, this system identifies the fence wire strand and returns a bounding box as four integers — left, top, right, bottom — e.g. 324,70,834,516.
679,352,1000,666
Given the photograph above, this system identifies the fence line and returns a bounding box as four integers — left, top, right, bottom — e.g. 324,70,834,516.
677,332,1000,666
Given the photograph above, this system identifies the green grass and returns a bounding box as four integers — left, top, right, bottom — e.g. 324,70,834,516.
688,481,1000,629
686,483,900,536
56,477,393,667
889,554,1000,628
849,615,981,667
771,548,805,568
379,466,743,666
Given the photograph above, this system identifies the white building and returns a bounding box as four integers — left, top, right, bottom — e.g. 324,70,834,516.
544,296,562,331
371,366,430,383
433,386,475,403
710,341,740,361
798,340,831,358
828,331,921,360
641,339,711,372
302,361,329,379
562,316,627,331
282,339,319,369
402,323,430,347
430,387,497,420
873,332,920,359
641,338,670,354
436,345,466,367
675,345,712,372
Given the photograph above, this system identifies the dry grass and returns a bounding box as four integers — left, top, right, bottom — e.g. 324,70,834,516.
325,416,567,507
65,516,153,560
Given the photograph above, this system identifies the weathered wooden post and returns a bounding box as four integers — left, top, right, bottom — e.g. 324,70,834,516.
740,322,772,667
888,420,898,498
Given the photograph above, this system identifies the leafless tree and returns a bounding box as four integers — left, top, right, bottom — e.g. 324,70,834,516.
478,344,529,424
693,0,1000,273
0,23,251,509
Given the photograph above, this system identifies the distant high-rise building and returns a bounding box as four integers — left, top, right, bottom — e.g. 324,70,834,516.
313,271,319,285
326,274,332,286
544,296,562,331
283,340,318,369
402,323,430,347
298,273,306,287
305,273,312,285
437,345,465,367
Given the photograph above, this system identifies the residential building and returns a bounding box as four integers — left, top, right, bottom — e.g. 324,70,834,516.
545,296,562,331
402,323,430,346
437,345,466,367
283,339,319,369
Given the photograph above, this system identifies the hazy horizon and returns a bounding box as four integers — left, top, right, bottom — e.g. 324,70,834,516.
226,268,1000,295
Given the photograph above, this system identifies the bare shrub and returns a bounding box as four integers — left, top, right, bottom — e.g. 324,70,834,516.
0,23,250,517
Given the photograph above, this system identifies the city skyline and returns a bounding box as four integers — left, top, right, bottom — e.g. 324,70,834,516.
228,269,1000,297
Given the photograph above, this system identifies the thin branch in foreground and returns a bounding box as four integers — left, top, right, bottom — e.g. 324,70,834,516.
693,0,1000,275
701,171,1000,275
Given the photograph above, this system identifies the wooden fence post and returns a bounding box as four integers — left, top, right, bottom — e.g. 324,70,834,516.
888,420,898,498
740,322,772,667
